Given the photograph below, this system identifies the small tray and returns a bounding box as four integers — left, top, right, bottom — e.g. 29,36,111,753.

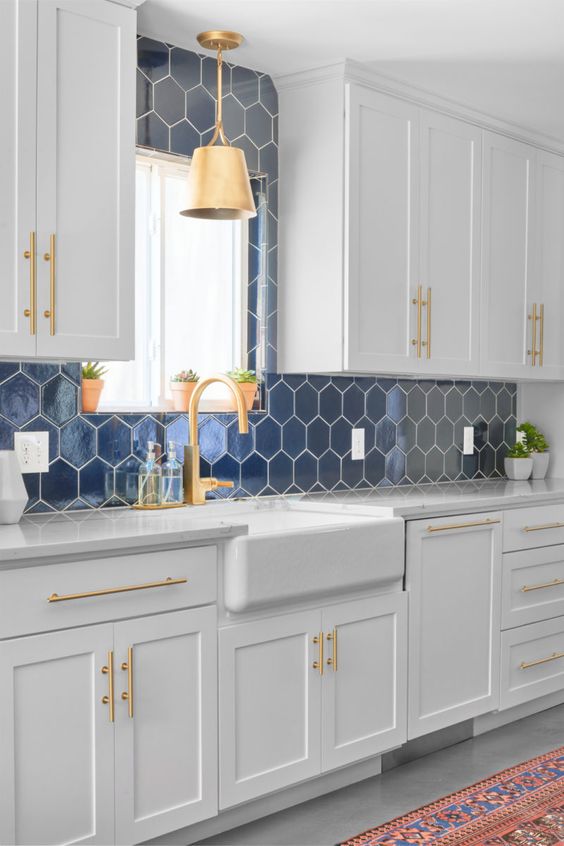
131,502,188,511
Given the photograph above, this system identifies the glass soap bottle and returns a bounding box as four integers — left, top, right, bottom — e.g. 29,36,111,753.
138,441,161,506
161,441,184,504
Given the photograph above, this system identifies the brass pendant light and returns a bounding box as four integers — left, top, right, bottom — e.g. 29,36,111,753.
180,30,257,221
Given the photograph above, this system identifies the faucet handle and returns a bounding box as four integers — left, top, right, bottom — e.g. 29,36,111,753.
215,480,234,489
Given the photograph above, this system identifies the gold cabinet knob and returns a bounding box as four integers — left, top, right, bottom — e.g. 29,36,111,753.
121,691,129,701
24,309,31,317
101,665,109,674
43,310,51,318
102,695,110,704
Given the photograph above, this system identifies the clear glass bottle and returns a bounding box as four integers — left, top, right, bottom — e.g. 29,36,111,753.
161,441,184,504
137,441,162,506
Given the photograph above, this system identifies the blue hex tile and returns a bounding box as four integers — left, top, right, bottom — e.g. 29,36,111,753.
319,384,341,424
166,416,189,457
464,388,480,422
365,448,385,487
246,102,272,148
61,362,81,384
341,453,363,488
186,85,216,132
23,473,39,510
42,375,76,426
307,417,330,458
282,417,306,458
233,135,258,172
436,416,454,452
427,386,445,423
386,447,406,485
41,459,77,510
426,445,445,481
387,385,407,423
254,416,281,459
376,417,396,454
331,417,351,457
406,446,426,483
60,417,96,467
22,416,59,463
98,417,131,466
445,387,463,422
319,449,340,490
0,418,17,449
115,455,142,504
198,417,226,463
295,383,318,424
269,381,293,424
170,119,199,157
445,444,461,478
0,363,19,383
356,416,376,452
227,419,255,461
269,450,293,493
211,454,241,492
222,93,245,139
133,417,165,458
137,111,169,150
137,69,153,118
396,417,416,454
0,373,39,426
497,388,513,421
80,457,113,507
241,453,268,495
259,142,277,179
232,65,259,106
201,56,225,99
294,451,317,491
366,384,386,423
154,76,185,126
259,75,278,116
170,47,201,91
343,383,364,424
417,417,435,452
22,363,59,384
137,37,169,82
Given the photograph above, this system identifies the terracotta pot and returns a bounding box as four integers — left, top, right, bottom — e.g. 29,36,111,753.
227,381,257,412
82,379,104,413
170,381,197,412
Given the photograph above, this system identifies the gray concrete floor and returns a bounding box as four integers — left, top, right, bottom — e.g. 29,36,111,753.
198,704,564,846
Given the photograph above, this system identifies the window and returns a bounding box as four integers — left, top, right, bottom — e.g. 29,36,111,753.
100,154,249,409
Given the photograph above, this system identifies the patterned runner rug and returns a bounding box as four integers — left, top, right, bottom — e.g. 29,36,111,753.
340,747,564,846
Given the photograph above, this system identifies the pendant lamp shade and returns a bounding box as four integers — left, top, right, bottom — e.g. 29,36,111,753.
180,30,257,221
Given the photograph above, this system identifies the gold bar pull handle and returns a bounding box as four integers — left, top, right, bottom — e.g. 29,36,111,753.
47,576,187,602
326,629,338,671
425,287,431,359
426,518,500,533
23,231,36,334
121,646,133,718
523,522,564,533
539,303,544,367
43,234,55,335
521,577,564,593
411,285,422,358
101,651,115,722
312,633,324,675
528,303,537,366
520,651,564,671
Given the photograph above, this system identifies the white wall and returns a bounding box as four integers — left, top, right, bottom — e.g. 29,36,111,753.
519,383,564,477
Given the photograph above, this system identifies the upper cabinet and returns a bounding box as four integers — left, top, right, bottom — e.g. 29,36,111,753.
0,0,136,361
278,65,564,382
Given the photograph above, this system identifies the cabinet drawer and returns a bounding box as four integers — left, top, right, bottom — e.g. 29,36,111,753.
502,546,564,629
500,616,564,710
0,546,216,639
503,504,564,552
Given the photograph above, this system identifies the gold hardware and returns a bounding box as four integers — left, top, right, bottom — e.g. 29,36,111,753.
426,518,500,533
43,234,55,335
184,375,248,504
101,651,115,722
426,287,431,358
23,232,36,334
121,647,133,717
47,576,187,602
521,577,564,593
411,285,422,358
132,501,188,511
539,303,544,367
326,629,338,671
528,304,540,365
313,633,324,675
520,651,564,671
523,522,564,533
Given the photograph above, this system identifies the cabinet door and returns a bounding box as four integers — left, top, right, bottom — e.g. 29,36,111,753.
0,624,115,846
219,609,322,808
35,0,135,360
535,151,564,379
481,132,536,379
0,0,37,358
345,85,419,373
406,513,502,739
114,607,218,844
321,594,407,771
418,111,481,376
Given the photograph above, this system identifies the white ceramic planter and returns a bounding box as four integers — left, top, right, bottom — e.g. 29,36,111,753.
531,452,550,480
0,450,28,524
505,457,533,481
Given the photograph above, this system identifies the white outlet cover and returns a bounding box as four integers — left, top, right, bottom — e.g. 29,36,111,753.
14,432,49,474
463,426,475,456
351,428,365,460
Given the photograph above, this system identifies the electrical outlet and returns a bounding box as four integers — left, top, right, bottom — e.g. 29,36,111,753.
14,432,49,473
351,428,365,460
463,426,475,456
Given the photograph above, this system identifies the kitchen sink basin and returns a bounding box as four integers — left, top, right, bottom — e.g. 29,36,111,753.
221,502,404,613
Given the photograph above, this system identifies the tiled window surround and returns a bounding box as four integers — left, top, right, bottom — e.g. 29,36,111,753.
0,41,517,512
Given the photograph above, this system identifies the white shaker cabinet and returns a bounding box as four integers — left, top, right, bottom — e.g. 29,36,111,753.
406,513,502,739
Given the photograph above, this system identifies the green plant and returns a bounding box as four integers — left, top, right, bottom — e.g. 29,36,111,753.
171,369,199,383
227,368,257,384
517,421,549,453
82,361,108,381
506,441,532,459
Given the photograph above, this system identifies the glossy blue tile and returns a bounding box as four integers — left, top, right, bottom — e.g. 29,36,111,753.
137,68,153,118
295,383,318,424
199,418,226,463
80,458,113,507
319,384,341,424
170,47,201,91
42,375,77,425
232,65,259,107
202,56,225,99
294,451,317,491
386,447,406,485
319,450,340,490
240,453,267,495
134,417,165,458
307,417,330,458
61,362,81,385
98,417,131,466
0,418,16,449
376,417,396,455
254,416,281,459
365,448,385,486
387,385,407,423
137,37,169,82
233,135,258,172
0,373,40,425
22,363,59,384
282,417,306,459
222,93,245,139
343,384,364,424
170,119,199,156
341,453,363,488
211,454,241,492
154,76,185,126
41,459,77,510
23,472,39,510
186,85,216,133
330,417,351,457
269,451,293,493
137,111,169,150
0,363,19,383
366,384,386,423
166,416,190,457
259,75,278,116
269,381,293,424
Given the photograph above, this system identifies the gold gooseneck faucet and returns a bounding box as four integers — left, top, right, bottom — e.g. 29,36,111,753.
184,374,249,505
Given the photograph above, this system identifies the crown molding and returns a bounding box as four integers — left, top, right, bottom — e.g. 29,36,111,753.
107,0,146,8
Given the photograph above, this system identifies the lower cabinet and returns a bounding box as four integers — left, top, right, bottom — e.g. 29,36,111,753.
219,593,407,808
406,513,502,739
500,615,564,710
0,606,217,846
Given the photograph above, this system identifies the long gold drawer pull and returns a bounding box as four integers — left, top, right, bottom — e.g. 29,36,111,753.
326,628,338,671
101,651,115,722
521,577,564,593
23,231,36,334
43,234,56,335
427,518,500,533
313,633,324,675
47,576,187,602
121,646,133,718
523,522,564,533
426,286,431,359
520,651,564,671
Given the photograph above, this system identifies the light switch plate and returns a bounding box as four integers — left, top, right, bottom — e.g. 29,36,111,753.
14,432,49,473
463,426,475,456
351,428,365,460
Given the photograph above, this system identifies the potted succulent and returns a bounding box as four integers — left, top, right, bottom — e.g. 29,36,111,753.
505,441,533,481
170,369,199,412
226,368,258,411
516,421,550,480
81,362,108,413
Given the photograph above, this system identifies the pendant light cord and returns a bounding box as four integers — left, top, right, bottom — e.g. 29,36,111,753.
207,44,230,147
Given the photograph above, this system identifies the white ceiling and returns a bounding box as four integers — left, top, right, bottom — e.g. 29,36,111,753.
138,0,564,141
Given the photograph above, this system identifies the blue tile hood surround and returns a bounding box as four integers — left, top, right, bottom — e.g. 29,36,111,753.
0,39,517,512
